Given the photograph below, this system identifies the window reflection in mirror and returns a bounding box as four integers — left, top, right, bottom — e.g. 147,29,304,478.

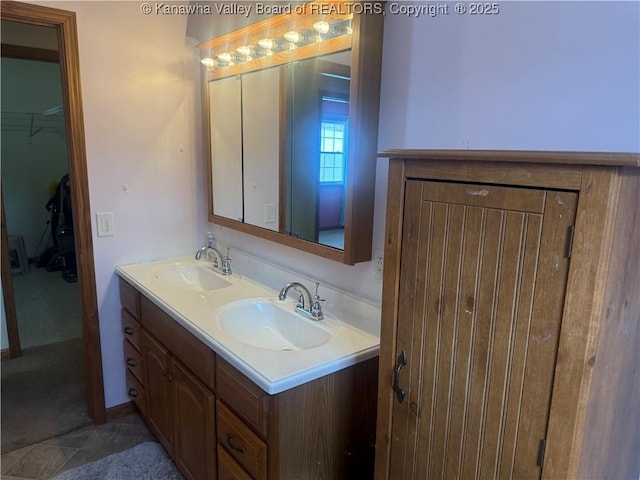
285,53,350,250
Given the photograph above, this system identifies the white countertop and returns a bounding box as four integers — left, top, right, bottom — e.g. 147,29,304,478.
115,256,380,394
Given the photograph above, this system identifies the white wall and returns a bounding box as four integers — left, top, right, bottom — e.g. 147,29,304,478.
41,1,207,407
378,1,640,152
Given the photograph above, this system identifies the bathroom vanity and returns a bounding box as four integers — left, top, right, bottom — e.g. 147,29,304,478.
117,257,379,480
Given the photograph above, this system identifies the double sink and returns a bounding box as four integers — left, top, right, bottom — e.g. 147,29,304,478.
152,262,337,351
116,257,379,394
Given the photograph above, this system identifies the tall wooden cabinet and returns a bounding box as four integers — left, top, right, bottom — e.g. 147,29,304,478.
374,151,640,480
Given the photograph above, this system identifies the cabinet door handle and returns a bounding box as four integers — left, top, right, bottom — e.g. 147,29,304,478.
393,350,407,404
226,434,246,454
128,388,139,399
126,358,137,368
124,327,134,335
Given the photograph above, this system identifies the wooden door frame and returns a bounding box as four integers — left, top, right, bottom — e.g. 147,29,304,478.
1,1,106,424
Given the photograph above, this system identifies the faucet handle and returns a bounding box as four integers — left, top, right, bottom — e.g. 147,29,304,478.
221,248,232,275
311,282,325,319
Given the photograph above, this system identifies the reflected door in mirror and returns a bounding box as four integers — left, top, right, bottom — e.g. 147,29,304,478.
209,77,242,221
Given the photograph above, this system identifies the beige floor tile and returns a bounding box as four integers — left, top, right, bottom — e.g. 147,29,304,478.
3,444,77,480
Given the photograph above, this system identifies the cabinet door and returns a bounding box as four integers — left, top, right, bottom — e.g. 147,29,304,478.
209,76,243,221
142,330,174,456
172,359,216,480
389,181,577,479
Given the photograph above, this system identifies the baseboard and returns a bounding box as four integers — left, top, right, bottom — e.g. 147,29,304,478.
0,348,9,359
105,401,137,422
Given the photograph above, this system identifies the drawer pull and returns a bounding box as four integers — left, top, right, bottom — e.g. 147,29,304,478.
126,358,137,368
124,327,134,335
128,388,139,399
226,434,246,454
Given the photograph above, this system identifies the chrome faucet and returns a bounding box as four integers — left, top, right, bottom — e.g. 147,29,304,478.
278,281,324,320
195,237,232,276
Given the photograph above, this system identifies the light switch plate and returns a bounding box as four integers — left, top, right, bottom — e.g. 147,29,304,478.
96,212,115,237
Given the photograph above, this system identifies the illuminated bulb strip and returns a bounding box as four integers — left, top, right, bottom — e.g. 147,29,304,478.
236,46,251,56
313,21,330,34
283,30,301,43
218,52,232,62
258,38,274,50
201,57,216,67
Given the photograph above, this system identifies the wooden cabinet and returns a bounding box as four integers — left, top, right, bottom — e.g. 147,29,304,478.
216,356,379,480
120,284,216,480
375,151,640,480
119,278,379,479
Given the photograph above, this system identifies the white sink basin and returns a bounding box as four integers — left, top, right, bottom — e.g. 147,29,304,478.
152,263,232,292
215,298,337,351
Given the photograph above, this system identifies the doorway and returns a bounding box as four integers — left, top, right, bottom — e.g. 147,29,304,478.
0,0,106,436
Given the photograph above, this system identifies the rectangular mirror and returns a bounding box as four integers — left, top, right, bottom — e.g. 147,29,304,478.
201,3,383,264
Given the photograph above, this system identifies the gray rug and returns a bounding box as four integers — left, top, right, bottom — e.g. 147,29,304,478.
52,442,183,479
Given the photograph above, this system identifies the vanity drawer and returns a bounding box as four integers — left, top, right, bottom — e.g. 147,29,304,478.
140,296,215,391
216,358,269,437
217,444,253,480
126,369,146,416
123,339,144,383
119,278,141,320
121,309,142,351
217,401,267,480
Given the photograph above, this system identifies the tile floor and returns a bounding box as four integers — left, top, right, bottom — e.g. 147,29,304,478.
1,414,157,480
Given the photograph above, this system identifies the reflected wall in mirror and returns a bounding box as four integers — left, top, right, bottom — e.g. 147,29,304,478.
201,3,383,264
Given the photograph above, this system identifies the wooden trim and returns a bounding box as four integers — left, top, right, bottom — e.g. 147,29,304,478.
1,1,106,424
379,149,640,168
208,213,345,263
373,158,406,480
207,36,351,81
342,9,383,264
543,167,623,479
197,0,351,52
404,159,584,190
1,43,59,62
105,401,137,422
576,168,640,478
1,191,21,358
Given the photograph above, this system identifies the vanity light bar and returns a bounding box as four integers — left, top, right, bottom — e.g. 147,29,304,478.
200,18,353,70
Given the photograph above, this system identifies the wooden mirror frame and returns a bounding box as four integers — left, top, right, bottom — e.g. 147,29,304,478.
201,8,383,265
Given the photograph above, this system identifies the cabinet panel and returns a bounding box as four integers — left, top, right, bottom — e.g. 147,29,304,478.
218,445,253,480
141,296,215,390
142,329,174,456
388,181,576,480
121,308,141,351
119,278,141,319
125,369,146,416
123,339,143,383
216,357,269,437
217,400,267,480
172,359,216,480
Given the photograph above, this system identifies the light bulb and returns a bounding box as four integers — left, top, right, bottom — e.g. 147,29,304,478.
217,52,232,62
284,31,301,43
258,38,274,50
200,57,216,67
236,46,251,56
313,21,330,34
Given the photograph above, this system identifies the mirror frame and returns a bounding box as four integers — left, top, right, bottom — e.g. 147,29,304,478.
201,6,383,265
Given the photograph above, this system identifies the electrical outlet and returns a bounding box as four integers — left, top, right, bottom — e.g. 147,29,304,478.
264,203,276,224
373,249,384,281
